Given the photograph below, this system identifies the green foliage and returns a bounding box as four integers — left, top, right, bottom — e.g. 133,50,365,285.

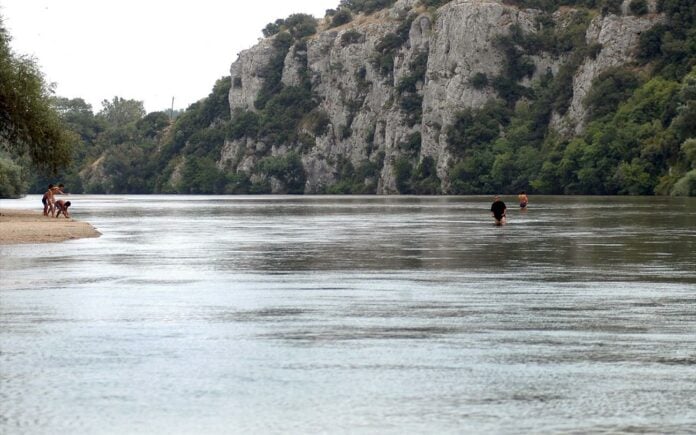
393,157,414,193
671,169,696,196
399,94,423,127
447,102,509,156
263,14,317,39
402,132,422,155
584,67,642,121
255,32,294,110
256,152,306,193
413,157,441,194
0,154,26,198
98,97,145,127
393,153,441,194
326,155,381,193
12,1,696,197
178,156,228,194
137,112,170,139
682,138,696,168
340,30,363,46
372,14,416,77
330,9,353,28
490,10,592,109
99,143,154,193
600,0,623,15
284,14,319,39
629,0,649,15
637,0,696,80
161,76,232,162
340,0,397,14
396,52,428,95
303,109,332,136
470,73,489,89
228,110,260,140
0,21,72,178
419,0,452,8
263,20,283,38
373,34,404,77
259,86,318,144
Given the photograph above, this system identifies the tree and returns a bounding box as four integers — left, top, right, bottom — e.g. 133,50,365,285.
0,18,72,175
98,97,146,127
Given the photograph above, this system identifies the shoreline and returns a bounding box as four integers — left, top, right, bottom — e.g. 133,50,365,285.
0,209,101,245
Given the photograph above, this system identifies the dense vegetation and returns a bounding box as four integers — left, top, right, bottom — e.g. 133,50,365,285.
24,12,326,196
1,0,694,197
1,19,73,197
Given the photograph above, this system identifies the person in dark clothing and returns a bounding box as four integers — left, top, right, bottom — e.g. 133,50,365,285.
490,195,507,225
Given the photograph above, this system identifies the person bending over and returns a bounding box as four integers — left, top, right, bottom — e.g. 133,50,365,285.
54,200,71,218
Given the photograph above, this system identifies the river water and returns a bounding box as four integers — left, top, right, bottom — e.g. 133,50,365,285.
1,195,695,434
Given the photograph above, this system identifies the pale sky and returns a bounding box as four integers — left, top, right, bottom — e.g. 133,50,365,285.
0,0,338,113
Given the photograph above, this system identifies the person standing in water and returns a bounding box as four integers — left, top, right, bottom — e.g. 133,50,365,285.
518,191,529,209
491,195,507,226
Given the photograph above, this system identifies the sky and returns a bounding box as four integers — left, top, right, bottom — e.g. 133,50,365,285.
1,0,339,113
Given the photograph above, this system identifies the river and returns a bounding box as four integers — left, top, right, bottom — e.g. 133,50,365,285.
1,195,695,434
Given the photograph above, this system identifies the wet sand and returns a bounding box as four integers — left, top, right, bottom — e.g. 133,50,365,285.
0,209,101,245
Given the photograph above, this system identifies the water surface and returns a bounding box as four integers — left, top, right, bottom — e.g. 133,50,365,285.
1,195,695,434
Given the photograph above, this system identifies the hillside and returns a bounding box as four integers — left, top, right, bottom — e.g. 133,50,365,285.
21,0,696,196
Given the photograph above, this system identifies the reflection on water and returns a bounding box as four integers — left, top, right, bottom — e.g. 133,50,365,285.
1,195,695,434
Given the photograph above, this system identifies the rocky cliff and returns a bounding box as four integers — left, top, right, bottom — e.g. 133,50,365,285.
220,0,664,194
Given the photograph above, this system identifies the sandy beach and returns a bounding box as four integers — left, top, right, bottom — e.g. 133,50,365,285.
0,209,101,245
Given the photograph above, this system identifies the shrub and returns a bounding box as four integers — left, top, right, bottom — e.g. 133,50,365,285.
393,157,414,193
303,109,331,136
396,52,428,94
340,30,364,46
228,110,260,139
671,170,696,196
262,20,283,37
256,152,306,193
413,156,441,194
259,86,318,144
470,72,489,89
419,0,452,8
0,156,27,198
398,132,422,156
255,32,294,110
330,9,353,27
340,0,396,14
601,0,623,15
629,0,649,15
584,67,642,121
372,14,417,77
447,103,508,155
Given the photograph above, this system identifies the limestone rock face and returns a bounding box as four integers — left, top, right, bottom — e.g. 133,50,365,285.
221,0,664,193
552,5,664,134
229,38,276,112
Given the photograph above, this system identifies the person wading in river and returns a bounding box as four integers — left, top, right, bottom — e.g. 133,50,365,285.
491,195,507,226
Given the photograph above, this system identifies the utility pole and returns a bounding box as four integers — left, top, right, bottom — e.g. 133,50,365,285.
170,97,175,122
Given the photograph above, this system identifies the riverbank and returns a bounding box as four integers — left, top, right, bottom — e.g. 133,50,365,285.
0,209,101,245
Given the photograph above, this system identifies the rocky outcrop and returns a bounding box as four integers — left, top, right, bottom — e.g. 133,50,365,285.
552,1,663,134
221,0,664,193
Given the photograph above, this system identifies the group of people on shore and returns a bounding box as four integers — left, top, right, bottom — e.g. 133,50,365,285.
490,191,528,226
41,184,71,218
